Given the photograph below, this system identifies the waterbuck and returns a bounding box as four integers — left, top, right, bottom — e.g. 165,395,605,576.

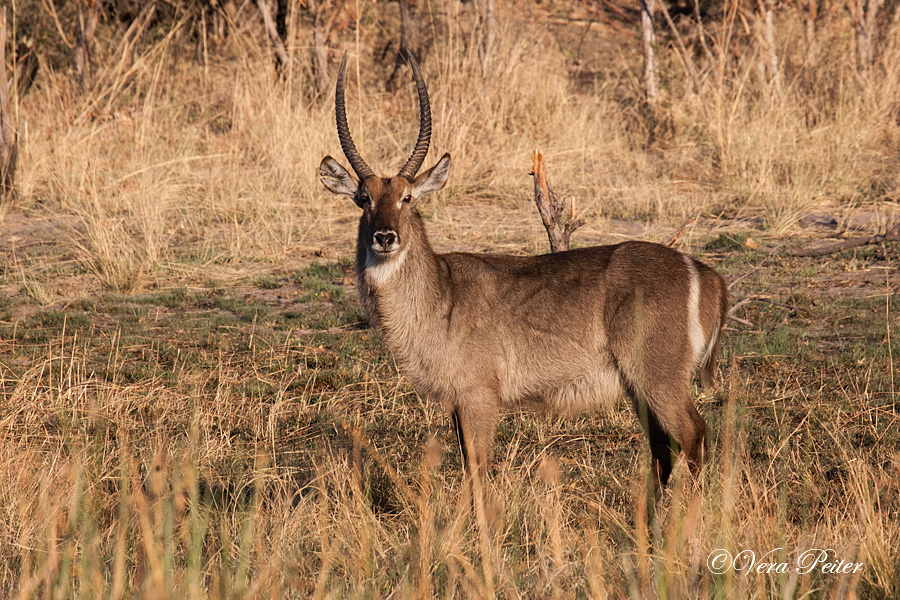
319,52,729,495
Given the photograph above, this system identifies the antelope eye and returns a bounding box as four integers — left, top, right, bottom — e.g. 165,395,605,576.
403,195,413,203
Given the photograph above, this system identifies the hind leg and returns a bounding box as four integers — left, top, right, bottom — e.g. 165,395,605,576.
679,402,708,477
645,381,708,483
626,375,708,489
629,392,677,490
606,279,713,497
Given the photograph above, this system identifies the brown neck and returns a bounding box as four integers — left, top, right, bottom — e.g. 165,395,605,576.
356,210,448,339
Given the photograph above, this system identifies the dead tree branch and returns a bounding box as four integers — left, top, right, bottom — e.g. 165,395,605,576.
748,296,811,314
787,224,900,257
727,294,811,327
41,0,75,49
727,311,754,326
729,244,784,289
663,209,701,247
531,150,584,253
14,39,39,100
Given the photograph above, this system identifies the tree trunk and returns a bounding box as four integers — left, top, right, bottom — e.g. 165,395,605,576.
313,29,330,95
477,0,496,80
803,0,818,66
257,0,290,72
275,0,288,43
0,8,18,202
760,2,783,99
849,0,886,80
309,0,331,96
73,0,99,91
640,0,659,104
387,0,422,91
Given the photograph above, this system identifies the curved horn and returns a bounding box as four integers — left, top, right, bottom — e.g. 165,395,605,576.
335,52,375,181
397,50,432,180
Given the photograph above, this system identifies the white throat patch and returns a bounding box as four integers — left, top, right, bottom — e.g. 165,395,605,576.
365,247,409,287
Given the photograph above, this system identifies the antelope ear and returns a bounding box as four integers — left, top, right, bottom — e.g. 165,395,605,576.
319,156,358,198
411,153,451,198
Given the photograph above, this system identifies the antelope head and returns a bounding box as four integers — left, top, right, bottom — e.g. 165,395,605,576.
319,52,451,263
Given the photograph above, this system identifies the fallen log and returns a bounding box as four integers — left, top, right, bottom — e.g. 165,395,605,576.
787,224,900,257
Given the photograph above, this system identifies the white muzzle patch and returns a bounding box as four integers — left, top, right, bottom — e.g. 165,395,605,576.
365,246,409,287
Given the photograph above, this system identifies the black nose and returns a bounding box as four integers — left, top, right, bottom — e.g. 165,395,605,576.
373,231,397,248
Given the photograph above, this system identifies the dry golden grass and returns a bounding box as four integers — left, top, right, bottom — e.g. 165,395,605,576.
1,1,899,597
11,2,900,285
1,304,898,598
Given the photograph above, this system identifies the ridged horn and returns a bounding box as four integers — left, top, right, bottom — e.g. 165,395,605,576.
335,52,375,182
397,50,432,180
